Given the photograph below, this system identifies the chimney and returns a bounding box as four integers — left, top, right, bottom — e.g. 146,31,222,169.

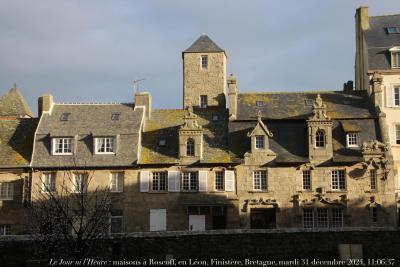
356,6,370,31
38,93,54,116
135,91,152,119
227,74,238,120
343,80,354,93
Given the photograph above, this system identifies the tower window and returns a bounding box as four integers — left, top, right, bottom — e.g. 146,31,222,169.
370,169,377,190
200,95,208,108
302,170,311,190
186,138,195,156
392,52,400,68
315,130,325,148
201,55,208,69
255,135,265,149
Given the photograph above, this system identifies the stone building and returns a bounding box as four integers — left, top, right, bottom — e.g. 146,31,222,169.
355,6,400,216
0,12,399,235
0,86,37,235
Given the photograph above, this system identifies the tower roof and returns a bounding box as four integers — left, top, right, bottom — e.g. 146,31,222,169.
0,86,34,117
184,34,225,53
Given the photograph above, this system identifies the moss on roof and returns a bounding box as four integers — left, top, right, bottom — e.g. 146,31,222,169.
0,87,33,117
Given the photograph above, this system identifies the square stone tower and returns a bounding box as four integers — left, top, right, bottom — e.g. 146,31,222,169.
182,34,227,108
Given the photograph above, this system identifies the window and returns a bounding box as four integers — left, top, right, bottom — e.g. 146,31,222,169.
95,137,115,154
253,171,267,191
396,125,400,145
256,101,265,107
370,170,377,190
53,138,73,155
60,113,70,121
200,95,208,108
158,139,166,147
394,87,400,106
42,173,56,192
152,172,167,191
332,170,346,190
346,132,359,147
201,55,208,69
387,27,400,34
305,99,313,106
0,182,14,200
73,173,88,193
215,171,224,191
212,114,219,121
302,170,311,190
110,172,124,192
331,209,343,228
392,52,400,68
255,135,265,149
182,172,198,191
315,130,325,148
372,207,378,222
111,112,121,121
186,138,195,156
316,209,328,228
0,225,11,236
303,208,314,228
110,216,123,234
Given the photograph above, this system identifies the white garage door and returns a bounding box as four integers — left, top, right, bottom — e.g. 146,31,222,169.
189,215,205,231
150,209,167,231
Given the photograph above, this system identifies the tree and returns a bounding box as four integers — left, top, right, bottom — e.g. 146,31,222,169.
28,168,112,260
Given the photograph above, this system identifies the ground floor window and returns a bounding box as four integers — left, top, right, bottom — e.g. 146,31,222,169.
250,208,276,229
187,206,227,230
303,208,344,228
110,216,123,234
0,225,11,236
303,208,314,228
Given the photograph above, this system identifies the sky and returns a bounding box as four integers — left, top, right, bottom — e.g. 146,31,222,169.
1,0,400,114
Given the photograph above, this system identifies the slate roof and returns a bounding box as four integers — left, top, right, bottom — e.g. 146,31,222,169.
0,118,37,168
0,87,34,117
365,14,400,70
31,103,144,168
230,91,381,164
235,91,375,120
140,107,233,164
184,35,225,53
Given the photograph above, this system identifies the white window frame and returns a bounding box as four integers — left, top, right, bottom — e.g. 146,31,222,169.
255,135,265,149
0,225,11,236
331,170,346,191
394,87,400,107
346,132,359,148
391,51,400,69
200,55,208,70
110,172,124,193
95,137,115,154
151,172,167,192
109,216,123,234
52,137,73,155
182,172,198,192
73,173,88,193
253,171,267,191
42,172,56,193
315,130,325,148
395,124,400,145
302,170,311,190
200,95,208,108
0,182,14,200
370,169,377,190
303,208,314,228
214,171,224,191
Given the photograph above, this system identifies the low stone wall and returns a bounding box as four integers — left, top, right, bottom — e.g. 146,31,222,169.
1,228,400,267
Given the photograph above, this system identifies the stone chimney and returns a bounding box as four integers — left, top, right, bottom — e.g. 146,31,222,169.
343,80,354,93
228,74,238,120
135,91,152,119
38,93,54,116
356,6,370,31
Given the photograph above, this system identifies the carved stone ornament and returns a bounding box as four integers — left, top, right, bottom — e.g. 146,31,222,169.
300,194,347,207
181,106,202,130
241,198,278,212
362,140,388,154
310,94,330,120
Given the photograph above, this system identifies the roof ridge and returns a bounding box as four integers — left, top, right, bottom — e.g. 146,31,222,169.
239,90,339,95
55,102,134,105
370,13,400,18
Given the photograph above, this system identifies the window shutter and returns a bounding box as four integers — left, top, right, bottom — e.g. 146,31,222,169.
386,86,394,108
224,170,235,192
118,173,124,192
198,171,208,192
140,171,149,192
168,171,180,192
9,183,14,200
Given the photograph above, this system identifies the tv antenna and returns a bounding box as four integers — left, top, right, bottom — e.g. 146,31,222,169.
133,78,145,93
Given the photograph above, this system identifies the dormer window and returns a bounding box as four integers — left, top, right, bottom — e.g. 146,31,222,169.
255,135,265,149
346,132,359,148
201,55,208,69
212,114,219,121
158,139,166,147
200,95,208,108
305,99,313,106
52,137,73,155
389,47,400,68
60,113,70,121
387,27,400,34
256,101,265,107
315,130,325,148
95,137,115,154
111,112,121,121
186,138,195,156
